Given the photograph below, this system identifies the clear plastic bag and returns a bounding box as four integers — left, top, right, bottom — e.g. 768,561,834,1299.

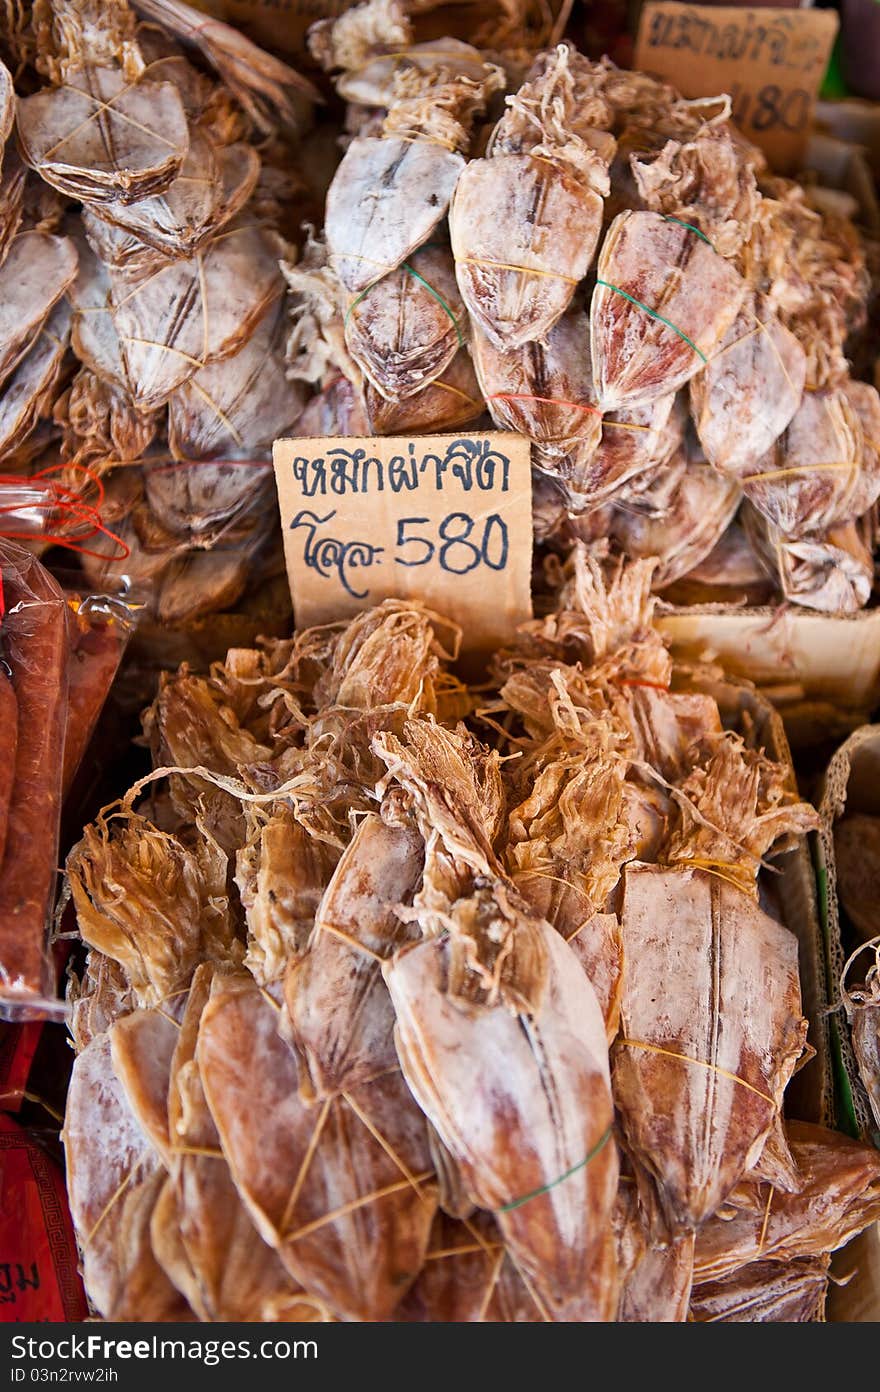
0,540,69,1020
0,532,141,1019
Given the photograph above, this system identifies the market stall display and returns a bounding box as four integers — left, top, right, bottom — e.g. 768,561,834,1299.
57,554,880,1321
0,0,879,1329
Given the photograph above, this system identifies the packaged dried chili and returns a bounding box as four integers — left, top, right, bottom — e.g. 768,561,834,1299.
62,592,137,801
0,540,69,1019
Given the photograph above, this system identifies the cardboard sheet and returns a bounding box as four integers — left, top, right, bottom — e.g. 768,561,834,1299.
274,431,533,653
635,3,839,171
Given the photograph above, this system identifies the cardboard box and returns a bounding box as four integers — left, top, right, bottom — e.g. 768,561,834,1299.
816,724,880,1321
659,607,880,751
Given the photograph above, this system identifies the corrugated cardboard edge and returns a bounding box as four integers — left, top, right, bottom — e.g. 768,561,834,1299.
659,607,880,747
816,724,880,1141
675,662,832,1128
816,723,880,1321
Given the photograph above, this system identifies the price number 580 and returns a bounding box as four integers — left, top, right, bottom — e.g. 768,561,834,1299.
395,513,509,575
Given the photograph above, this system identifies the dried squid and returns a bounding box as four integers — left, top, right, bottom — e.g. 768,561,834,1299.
197,970,437,1321
451,45,614,348
613,865,808,1228
326,61,501,294
590,210,746,411
344,242,467,400
17,1,190,204
693,1122,880,1280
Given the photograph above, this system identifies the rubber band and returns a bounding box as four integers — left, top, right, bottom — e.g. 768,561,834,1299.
757,1184,774,1255
704,312,800,405
672,857,753,893
284,1171,434,1244
317,920,386,963
741,462,857,484
497,1125,613,1213
331,249,398,273
0,1089,64,1123
82,1156,147,1250
119,335,207,370
603,417,652,433
391,131,460,153
342,1092,434,1206
176,378,246,449
425,1242,505,1261
402,263,464,347
39,81,181,162
595,279,707,364
431,379,482,409
486,392,601,416
618,1039,775,1105
476,1249,506,1322
345,262,464,348
195,251,210,364
459,256,580,285
0,467,129,560
279,1096,332,1237
662,215,716,252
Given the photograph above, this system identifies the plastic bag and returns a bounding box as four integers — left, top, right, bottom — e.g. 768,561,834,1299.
0,1112,88,1321
0,540,69,1020
63,590,138,801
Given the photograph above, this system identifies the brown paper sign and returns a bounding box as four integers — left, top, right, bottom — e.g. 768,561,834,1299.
634,3,839,172
273,432,533,652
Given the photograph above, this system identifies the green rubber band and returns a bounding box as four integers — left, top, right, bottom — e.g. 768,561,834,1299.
661,214,716,253
344,280,376,327
595,279,708,364
497,1125,613,1213
403,262,465,348
344,260,463,348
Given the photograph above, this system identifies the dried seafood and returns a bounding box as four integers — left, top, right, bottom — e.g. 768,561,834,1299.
690,292,806,477
108,221,284,412
344,242,466,400
611,441,741,586
327,60,501,294
60,576,879,1322
130,0,318,132
614,866,808,1228
17,2,190,204
693,1123,880,1281
689,1256,829,1323
742,387,872,539
0,231,77,385
0,298,71,459
591,211,746,411
451,45,613,348
473,305,601,458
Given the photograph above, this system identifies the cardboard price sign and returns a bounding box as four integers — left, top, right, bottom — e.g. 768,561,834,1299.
274,432,533,652
634,3,839,172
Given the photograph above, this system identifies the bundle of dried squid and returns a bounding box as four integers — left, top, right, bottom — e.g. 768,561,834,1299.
0,0,314,626
61,553,880,1322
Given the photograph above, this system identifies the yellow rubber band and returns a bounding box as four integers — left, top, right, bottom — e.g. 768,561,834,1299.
618,1039,775,1106
458,256,579,285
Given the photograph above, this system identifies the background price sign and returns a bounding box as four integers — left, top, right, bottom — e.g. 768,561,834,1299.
273,432,533,653
634,3,839,172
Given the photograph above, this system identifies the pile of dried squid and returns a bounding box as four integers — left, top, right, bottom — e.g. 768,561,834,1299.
62,548,880,1322
291,0,880,616
0,0,316,624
